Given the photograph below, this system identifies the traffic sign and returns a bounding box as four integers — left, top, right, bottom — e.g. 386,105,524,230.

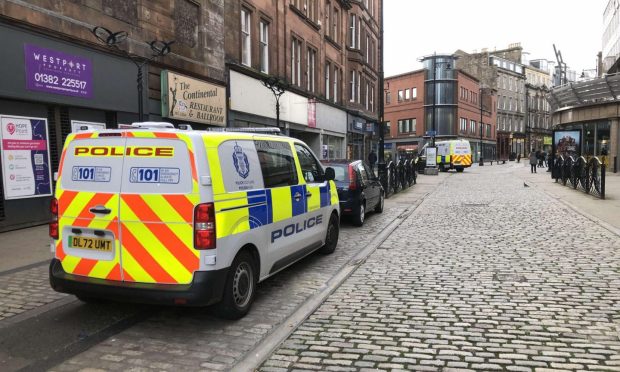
425,130,436,137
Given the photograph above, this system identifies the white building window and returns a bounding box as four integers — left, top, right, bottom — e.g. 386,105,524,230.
241,9,251,66
350,70,356,102
405,88,410,100
412,87,417,99
291,37,302,86
307,47,316,92
333,68,339,103
259,21,269,73
325,62,331,100
349,14,356,48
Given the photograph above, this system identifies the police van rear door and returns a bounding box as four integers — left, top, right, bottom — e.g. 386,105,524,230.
118,133,200,285
55,132,126,281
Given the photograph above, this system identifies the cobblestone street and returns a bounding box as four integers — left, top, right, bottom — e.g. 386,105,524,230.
49,187,419,371
261,165,620,371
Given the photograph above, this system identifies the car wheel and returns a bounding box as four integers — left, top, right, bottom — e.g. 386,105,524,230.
352,201,365,226
374,192,384,213
214,250,256,319
319,212,339,255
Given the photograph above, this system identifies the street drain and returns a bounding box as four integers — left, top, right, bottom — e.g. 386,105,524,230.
493,273,527,282
462,203,489,207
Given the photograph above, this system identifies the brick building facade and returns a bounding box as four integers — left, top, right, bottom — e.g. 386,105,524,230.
0,0,383,231
384,67,495,162
225,0,382,161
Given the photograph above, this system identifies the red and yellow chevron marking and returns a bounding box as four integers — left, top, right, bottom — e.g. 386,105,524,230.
119,193,200,284
452,154,472,166
55,191,122,281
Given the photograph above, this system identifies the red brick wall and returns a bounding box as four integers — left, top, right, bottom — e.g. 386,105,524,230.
384,70,425,138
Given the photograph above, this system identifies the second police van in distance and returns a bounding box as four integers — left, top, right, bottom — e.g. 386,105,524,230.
49,123,340,319
417,139,473,172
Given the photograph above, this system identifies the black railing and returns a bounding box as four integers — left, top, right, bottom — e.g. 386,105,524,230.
386,159,417,197
552,155,606,199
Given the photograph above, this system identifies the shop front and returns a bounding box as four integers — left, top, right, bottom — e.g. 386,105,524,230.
347,118,365,161
0,22,141,231
316,103,346,160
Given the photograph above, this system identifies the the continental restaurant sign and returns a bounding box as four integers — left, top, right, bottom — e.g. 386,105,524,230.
161,71,226,126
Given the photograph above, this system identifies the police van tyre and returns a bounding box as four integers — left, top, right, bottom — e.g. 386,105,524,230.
319,212,339,255
214,250,256,319
352,201,365,227
375,192,384,213
456,167,464,172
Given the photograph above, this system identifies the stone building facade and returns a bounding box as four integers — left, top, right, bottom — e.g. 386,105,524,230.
0,0,383,231
224,0,382,161
456,45,527,160
0,0,227,231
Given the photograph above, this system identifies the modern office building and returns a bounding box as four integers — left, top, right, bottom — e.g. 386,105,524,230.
383,55,496,162
603,0,620,73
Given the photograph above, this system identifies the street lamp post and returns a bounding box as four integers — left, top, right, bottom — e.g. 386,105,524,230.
377,0,387,191
479,87,485,166
91,26,174,121
262,76,289,134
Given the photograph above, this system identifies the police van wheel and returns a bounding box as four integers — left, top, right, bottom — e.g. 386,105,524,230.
352,202,365,226
456,168,464,173
215,251,256,319
319,213,339,255
375,192,384,213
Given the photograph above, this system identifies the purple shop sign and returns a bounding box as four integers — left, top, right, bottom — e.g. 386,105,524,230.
24,44,93,99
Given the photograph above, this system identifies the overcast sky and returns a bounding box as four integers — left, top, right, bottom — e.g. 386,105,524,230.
384,0,607,77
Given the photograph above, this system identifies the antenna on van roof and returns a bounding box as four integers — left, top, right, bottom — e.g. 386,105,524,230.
207,127,281,135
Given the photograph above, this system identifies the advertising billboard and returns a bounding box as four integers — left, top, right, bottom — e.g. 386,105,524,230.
0,115,52,199
553,130,581,158
24,44,93,99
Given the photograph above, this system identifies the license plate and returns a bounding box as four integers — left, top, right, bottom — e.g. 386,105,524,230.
68,236,113,252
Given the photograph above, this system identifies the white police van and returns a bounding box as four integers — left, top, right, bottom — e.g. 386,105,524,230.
49,123,340,318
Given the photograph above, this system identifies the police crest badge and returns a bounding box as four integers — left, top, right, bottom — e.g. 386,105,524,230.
233,142,250,179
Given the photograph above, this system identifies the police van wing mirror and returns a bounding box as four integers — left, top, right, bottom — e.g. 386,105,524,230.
324,167,335,181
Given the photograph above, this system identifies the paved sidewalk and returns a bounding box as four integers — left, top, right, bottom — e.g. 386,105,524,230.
0,225,50,272
512,162,620,233
261,165,620,371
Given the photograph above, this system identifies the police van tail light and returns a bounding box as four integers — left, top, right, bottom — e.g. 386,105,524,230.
49,198,59,240
194,203,216,250
348,165,357,190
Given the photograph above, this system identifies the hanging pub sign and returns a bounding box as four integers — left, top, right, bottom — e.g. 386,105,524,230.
0,115,52,200
161,70,226,126
24,44,93,99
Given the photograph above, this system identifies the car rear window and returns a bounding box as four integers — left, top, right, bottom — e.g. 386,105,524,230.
328,164,349,182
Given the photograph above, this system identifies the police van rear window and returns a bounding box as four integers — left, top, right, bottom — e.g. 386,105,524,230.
61,137,125,192
120,138,193,194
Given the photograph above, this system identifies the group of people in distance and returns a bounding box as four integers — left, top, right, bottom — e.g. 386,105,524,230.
528,149,548,174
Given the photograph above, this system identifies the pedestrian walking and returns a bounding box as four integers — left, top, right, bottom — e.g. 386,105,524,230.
543,151,548,167
529,150,537,173
517,153,521,163
368,150,377,172
537,150,544,168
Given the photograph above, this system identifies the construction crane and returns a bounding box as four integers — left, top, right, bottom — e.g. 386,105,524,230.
553,44,567,86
